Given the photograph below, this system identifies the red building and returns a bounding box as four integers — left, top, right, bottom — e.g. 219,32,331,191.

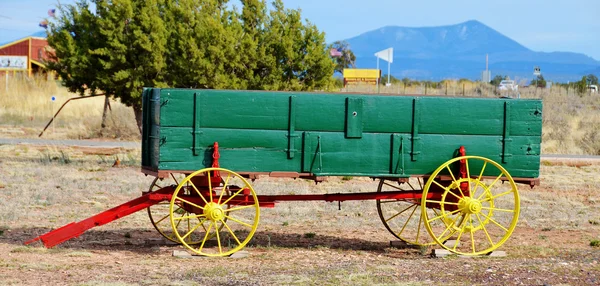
0,36,51,77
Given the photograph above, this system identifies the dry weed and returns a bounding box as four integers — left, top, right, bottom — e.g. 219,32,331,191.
0,74,139,140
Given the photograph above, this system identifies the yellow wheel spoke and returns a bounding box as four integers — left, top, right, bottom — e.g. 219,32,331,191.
207,171,214,202
170,173,180,186
181,218,207,240
481,189,516,202
432,180,449,191
470,181,482,199
199,218,208,232
415,209,424,243
173,213,206,221
382,181,405,191
477,161,487,182
395,205,418,238
464,158,471,195
217,174,232,204
476,188,491,201
197,222,214,253
224,214,253,228
221,186,249,206
214,221,222,254
223,205,256,213
446,189,463,200
187,217,191,240
488,173,504,191
423,199,459,206
437,213,463,239
174,211,186,229
452,215,468,251
427,208,462,223
480,206,515,213
188,181,209,205
470,217,476,254
475,213,495,247
445,165,458,183
175,197,206,211
155,210,174,225
221,219,242,246
385,204,415,223
479,212,510,232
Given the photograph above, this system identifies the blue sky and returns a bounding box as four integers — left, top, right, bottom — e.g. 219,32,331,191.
1,0,599,60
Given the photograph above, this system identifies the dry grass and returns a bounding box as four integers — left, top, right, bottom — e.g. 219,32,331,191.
0,148,599,285
0,74,139,140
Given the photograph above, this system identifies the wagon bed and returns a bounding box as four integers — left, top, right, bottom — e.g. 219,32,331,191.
141,88,541,181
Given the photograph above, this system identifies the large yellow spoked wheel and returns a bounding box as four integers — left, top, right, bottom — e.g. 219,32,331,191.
169,168,260,257
147,174,226,245
421,156,520,256
376,178,444,246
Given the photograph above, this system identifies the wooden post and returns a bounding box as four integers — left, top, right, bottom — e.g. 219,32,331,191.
28,37,32,78
101,95,110,128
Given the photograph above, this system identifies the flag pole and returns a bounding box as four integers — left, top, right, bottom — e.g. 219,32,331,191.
376,57,380,94
387,49,391,85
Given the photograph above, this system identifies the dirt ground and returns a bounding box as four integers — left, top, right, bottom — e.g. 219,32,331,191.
0,143,599,285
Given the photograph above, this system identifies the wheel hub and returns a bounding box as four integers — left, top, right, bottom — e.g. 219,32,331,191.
203,202,225,221
459,197,482,214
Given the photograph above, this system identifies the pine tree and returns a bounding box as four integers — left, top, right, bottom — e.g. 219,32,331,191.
46,0,335,134
94,0,168,131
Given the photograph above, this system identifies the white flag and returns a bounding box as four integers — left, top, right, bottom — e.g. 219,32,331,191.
374,47,393,63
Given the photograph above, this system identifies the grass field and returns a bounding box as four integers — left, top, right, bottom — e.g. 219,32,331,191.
0,147,599,285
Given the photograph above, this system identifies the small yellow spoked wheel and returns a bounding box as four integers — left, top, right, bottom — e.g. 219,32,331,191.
421,156,520,256
147,174,226,244
376,179,443,246
148,174,201,244
169,168,260,257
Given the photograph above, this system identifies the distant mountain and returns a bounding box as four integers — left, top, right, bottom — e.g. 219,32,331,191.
342,20,600,82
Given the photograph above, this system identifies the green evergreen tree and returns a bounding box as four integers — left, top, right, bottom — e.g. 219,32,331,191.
94,0,168,130
577,76,588,95
46,0,335,133
46,1,104,96
533,75,547,88
587,74,598,85
490,75,504,86
331,40,356,74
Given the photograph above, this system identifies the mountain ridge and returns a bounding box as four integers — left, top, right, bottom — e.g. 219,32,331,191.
342,20,599,81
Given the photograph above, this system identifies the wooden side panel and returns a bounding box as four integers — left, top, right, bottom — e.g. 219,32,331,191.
147,88,542,178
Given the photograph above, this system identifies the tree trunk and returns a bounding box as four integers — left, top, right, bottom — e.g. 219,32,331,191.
133,104,143,135
101,95,110,128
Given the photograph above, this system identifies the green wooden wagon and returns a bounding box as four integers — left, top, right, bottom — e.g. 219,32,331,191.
27,88,542,257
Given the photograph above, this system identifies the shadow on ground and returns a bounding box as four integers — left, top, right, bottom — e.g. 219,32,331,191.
0,226,424,257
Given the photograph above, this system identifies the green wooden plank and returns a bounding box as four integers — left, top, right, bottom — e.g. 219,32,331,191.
345,97,363,138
